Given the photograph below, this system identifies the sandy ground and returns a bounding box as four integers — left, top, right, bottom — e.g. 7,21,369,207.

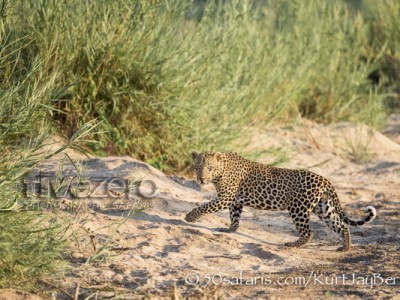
4,116,400,299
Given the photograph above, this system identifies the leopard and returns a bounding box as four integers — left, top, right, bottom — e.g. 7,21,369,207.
185,151,376,252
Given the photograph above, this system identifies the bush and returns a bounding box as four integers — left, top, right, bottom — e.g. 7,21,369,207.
0,1,95,287
0,28,65,287
4,0,400,173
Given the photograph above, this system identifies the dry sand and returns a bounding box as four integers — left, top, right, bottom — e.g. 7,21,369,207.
4,116,400,299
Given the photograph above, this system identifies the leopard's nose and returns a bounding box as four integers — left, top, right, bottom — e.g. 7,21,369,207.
199,178,205,184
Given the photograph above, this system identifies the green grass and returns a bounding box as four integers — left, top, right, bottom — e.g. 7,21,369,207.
0,0,97,289
2,0,398,173
0,213,65,289
343,127,374,164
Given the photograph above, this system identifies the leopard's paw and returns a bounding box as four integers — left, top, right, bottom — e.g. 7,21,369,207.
185,211,199,223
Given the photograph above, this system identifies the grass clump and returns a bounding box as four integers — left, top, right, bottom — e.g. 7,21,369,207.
0,213,65,289
3,0,398,172
0,62,64,290
0,2,97,288
342,126,374,164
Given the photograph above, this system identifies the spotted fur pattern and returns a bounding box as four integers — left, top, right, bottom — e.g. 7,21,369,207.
185,151,376,252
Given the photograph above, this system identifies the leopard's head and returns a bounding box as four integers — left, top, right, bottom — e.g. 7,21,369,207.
191,151,223,184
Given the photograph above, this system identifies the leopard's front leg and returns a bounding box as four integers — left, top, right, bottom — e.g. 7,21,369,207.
185,198,231,222
216,204,243,232
185,192,235,223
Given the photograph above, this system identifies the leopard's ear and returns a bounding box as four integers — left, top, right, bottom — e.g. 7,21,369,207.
214,152,223,161
191,151,199,160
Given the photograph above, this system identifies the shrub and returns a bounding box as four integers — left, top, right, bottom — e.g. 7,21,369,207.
5,0,399,172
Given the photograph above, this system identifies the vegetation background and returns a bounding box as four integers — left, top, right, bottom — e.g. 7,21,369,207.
0,0,399,293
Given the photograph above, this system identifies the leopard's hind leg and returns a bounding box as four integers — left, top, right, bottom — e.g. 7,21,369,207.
313,199,351,252
285,205,313,248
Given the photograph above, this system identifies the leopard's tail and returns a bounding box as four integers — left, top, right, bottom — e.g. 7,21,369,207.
342,206,376,227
